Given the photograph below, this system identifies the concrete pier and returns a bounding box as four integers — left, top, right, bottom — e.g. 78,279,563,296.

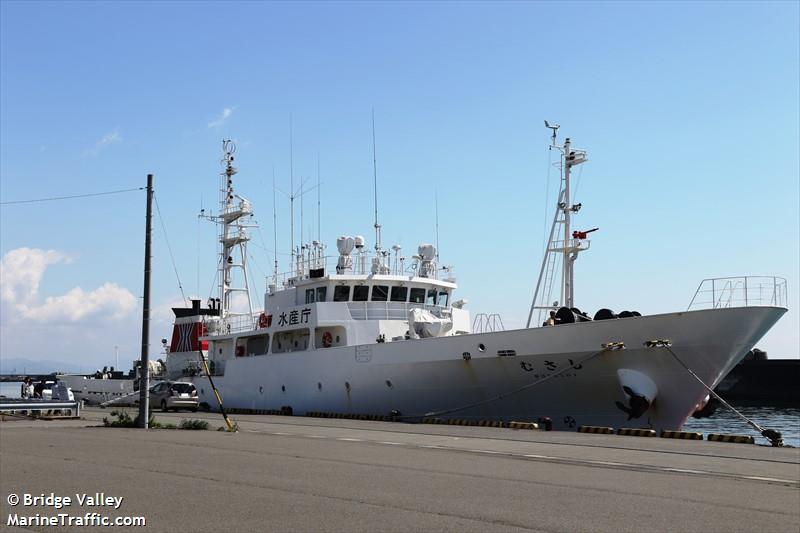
1,408,798,532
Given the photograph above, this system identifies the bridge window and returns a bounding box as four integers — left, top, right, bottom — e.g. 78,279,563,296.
409,288,425,304
334,285,351,302
372,285,389,302
438,291,449,307
426,289,438,306
390,286,408,302
305,289,315,304
353,285,369,302
316,286,327,302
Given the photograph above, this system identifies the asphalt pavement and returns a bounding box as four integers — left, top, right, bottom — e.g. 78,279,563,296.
1,408,798,532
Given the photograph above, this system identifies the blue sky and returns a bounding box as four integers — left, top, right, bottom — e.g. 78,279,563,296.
1,1,798,370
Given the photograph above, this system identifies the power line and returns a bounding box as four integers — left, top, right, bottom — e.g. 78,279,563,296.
153,193,187,305
0,186,144,205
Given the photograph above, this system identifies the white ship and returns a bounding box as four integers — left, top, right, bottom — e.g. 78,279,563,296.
165,130,787,431
56,361,164,406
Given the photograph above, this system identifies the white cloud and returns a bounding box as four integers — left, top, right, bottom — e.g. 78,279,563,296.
0,247,136,324
208,107,235,128
83,128,122,157
0,248,67,304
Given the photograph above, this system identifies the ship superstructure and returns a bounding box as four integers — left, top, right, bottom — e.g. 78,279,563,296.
165,130,787,431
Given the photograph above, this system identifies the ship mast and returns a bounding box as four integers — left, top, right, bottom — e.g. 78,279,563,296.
526,123,588,327
207,139,254,319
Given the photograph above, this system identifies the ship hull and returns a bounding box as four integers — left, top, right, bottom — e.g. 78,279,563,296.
56,375,134,406
186,306,785,431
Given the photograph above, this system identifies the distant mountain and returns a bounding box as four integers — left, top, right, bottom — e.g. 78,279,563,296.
0,357,88,374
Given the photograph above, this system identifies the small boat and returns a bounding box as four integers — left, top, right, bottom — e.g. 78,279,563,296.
57,361,165,406
165,129,787,431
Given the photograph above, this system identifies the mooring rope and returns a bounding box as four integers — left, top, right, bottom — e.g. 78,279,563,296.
405,343,621,420
645,339,784,447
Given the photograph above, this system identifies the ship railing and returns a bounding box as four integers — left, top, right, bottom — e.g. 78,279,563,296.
347,302,447,321
269,252,453,287
547,238,591,253
473,313,505,333
206,313,264,335
206,301,451,335
687,276,788,310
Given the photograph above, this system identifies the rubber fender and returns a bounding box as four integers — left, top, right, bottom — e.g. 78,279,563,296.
555,307,575,324
593,308,617,321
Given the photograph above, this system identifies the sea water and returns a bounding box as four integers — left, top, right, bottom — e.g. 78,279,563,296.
0,381,23,398
683,405,800,447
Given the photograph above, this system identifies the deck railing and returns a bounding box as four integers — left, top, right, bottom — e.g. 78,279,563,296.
687,276,788,310
205,301,450,336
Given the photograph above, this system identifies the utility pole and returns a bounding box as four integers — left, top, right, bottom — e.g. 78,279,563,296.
137,174,153,428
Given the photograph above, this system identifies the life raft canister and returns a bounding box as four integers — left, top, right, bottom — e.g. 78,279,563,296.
258,313,272,328
322,331,333,348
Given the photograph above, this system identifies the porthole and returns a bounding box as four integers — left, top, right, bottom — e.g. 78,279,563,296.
478,343,486,352
385,379,393,389
345,381,351,391
281,385,286,393
317,382,322,391
259,386,264,394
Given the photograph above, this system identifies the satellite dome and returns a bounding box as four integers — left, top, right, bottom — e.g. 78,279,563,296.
354,235,365,249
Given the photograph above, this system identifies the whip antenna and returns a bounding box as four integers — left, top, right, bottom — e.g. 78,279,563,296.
435,189,440,261
272,168,278,285
372,108,381,253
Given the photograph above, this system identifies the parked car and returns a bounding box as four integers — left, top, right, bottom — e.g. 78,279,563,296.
149,381,198,412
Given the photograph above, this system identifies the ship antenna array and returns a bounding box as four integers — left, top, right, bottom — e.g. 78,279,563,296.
526,121,589,328
196,139,255,318
275,119,320,280
545,120,559,147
